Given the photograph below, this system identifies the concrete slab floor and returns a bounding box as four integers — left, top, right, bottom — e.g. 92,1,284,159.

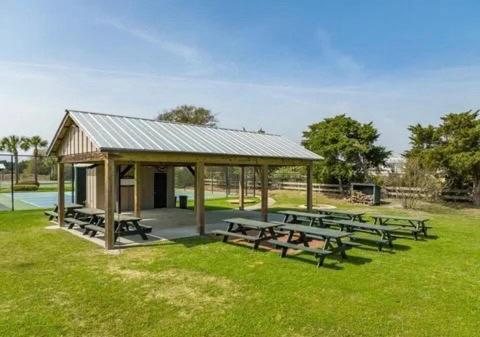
54,208,285,249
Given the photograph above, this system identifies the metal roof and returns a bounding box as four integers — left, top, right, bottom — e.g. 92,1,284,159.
53,110,321,160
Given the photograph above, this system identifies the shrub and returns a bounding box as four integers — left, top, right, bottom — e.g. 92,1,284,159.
13,184,39,192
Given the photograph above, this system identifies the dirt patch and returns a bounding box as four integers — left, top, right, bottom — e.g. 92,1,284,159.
108,266,243,317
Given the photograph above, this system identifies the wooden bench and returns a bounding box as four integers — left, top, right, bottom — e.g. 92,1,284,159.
139,225,153,233
44,211,58,221
349,235,390,251
64,217,89,229
306,234,362,250
269,240,332,267
212,229,261,248
84,224,105,237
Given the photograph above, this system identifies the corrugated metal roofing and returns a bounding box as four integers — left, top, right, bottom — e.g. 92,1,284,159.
63,110,321,160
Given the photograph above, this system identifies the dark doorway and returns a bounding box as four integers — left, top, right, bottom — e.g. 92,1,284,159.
154,172,167,208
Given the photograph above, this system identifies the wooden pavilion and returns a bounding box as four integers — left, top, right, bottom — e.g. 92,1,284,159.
47,110,321,249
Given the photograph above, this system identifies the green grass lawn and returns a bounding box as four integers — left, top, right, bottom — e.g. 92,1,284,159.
0,191,479,336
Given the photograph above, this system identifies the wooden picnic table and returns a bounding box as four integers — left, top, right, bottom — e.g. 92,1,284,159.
277,223,358,264
317,208,365,222
45,203,84,220
371,214,429,239
278,210,329,227
213,218,278,250
325,219,399,251
92,213,149,242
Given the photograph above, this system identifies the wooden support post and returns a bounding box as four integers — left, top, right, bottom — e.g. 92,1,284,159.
195,162,205,235
306,162,313,211
104,158,115,250
134,162,141,217
239,166,245,210
260,164,268,222
57,162,65,227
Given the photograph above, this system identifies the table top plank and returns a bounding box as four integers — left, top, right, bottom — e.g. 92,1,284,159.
55,203,84,209
371,214,429,222
97,213,142,222
74,208,105,216
326,219,399,232
223,218,278,229
278,210,329,219
317,209,365,216
280,223,351,239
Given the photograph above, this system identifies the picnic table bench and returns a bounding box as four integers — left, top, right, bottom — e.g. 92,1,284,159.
371,214,430,240
278,210,329,227
88,213,151,242
324,219,399,251
44,203,84,221
271,223,359,267
212,218,278,250
317,208,365,222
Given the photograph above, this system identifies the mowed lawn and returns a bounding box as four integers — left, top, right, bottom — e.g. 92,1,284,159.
0,191,479,337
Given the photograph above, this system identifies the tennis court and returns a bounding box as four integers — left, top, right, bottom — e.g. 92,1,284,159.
0,191,73,211
0,190,225,211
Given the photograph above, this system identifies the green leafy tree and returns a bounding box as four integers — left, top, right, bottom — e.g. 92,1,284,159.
405,110,480,205
156,105,217,126
302,114,391,187
0,135,26,184
19,136,48,185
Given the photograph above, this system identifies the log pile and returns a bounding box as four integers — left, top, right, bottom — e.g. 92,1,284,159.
347,191,373,205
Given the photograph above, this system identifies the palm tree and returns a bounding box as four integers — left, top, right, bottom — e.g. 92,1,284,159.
20,136,48,185
0,135,23,184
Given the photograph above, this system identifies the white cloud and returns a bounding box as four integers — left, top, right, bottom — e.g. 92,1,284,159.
98,17,202,64
316,28,363,76
0,60,479,155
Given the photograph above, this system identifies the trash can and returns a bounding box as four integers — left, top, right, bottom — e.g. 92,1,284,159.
179,195,188,209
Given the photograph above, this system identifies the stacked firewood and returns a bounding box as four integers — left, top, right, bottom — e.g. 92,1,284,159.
347,191,373,205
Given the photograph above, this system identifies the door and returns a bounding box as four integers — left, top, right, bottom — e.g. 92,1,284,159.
154,172,167,208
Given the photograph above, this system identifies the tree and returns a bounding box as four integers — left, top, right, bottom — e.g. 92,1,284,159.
19,136,49,185
405,110,480,205
156,105,217,126
0,135,25,184
302,114,391,187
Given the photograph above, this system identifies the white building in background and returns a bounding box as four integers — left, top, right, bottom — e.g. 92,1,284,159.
370,156,406,176
386,156,405,174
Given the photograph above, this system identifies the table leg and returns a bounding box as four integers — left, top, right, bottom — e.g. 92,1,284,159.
268,227,277,240
132,220,148,240
223,222,234,242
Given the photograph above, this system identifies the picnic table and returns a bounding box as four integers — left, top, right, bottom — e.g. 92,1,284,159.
325,219,399,251
61,208,106,230
278,210,329,227
44,203,84,221
88,213,151,242
317,208,365,222
213,218,278,250
371,214,430,240
270,223,359,267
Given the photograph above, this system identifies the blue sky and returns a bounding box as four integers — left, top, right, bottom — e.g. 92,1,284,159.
1,0,480,154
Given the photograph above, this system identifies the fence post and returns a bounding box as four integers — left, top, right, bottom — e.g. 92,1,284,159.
10,155,14,211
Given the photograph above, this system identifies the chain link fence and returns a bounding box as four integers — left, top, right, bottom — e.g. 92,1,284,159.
0,153,72,211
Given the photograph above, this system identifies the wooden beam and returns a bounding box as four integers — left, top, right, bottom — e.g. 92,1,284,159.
260,164,269,222
112,151,314,167
186,165,195,176
119,164,133,178
134,162,142,218
239,166,245,210
195,162,205,235
104,157,115,250
59,152,105,163
306,163,313,211
57,162,65,227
